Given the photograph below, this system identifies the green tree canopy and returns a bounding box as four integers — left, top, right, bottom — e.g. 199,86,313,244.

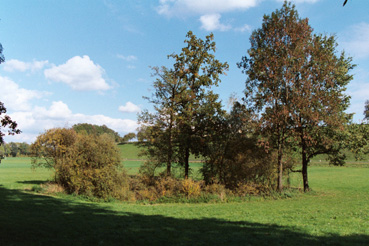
72,123,121,143
138,31,228,178
238,1,354,191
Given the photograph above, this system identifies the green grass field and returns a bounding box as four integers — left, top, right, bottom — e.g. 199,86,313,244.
1,155,369,245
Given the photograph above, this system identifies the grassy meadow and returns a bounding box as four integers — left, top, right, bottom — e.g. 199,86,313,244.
0,145,369,245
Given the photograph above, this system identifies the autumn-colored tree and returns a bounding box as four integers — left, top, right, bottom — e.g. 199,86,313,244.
0,44,21,146
238,1,354,191
122,132,136,143
31,128,78,170
0,102,21,146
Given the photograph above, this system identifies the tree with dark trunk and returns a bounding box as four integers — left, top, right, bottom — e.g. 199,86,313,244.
138,31,228,179
238,1,354,192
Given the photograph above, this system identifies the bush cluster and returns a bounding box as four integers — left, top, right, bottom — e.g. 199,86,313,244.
126,175,271,203
31,127,294,203
31,128,129,200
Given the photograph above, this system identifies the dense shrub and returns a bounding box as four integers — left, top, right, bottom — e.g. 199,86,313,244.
31,128,77,169
201,136,278,190
31,128,129,200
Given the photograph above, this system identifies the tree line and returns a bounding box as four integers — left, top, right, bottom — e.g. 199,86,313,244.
137,1,361,192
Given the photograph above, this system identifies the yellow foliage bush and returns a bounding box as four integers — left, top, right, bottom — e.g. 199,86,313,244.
181,178,202,198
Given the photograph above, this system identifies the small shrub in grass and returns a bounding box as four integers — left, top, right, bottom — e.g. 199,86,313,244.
32,182,65,194
203,182,233,201
181,178,202,198
234,183,269,197
42,182,65,194
155,176,181,197
31,185,43,193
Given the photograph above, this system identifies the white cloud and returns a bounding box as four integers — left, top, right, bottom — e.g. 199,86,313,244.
119,101,141,113
44,55,111,91
157,0,258,17
7,101,138,143
340,22,369,60
200,14,232,31
3,59,49,73
117,54,138,62
0,75,46,111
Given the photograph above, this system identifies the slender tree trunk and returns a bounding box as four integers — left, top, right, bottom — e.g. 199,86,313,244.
277,144,284,192
166,120,173,177
300,131,310,192
184,146,190,179
276,132,285,192
302,156,309,192
166,152,172,176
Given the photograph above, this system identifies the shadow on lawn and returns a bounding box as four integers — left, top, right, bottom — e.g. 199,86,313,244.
0,186,367,246
16,180,48,185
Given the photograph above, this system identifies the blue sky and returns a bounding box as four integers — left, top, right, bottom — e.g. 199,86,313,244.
1,0,368,143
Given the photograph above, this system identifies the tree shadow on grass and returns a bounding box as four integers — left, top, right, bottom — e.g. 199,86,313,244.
16,180,48,185
0,186,368,246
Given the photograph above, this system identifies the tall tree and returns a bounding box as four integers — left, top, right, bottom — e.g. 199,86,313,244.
238,1,354,191
169,31,228,178
139,31,228,178
138,66,184,176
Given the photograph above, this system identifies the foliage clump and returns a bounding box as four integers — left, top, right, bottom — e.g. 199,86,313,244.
31,128,128,200
72,123,122,143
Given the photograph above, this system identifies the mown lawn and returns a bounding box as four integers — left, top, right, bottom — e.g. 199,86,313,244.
0,157,368,245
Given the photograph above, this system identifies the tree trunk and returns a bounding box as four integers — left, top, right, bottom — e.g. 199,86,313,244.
277,145,283,192
276,132,285,192
300,133,310,192
166,122,173,177
302,151,310,192
184,147,190,179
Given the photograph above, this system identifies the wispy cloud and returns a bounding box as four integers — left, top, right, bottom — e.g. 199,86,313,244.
3,59,49,73
117,54,138,62
340,22,369,60
157,0,258,17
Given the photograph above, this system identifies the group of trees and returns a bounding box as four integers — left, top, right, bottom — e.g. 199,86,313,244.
72,123,136,144
0,142,30,157
138,31,228,179
138,2,356,192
